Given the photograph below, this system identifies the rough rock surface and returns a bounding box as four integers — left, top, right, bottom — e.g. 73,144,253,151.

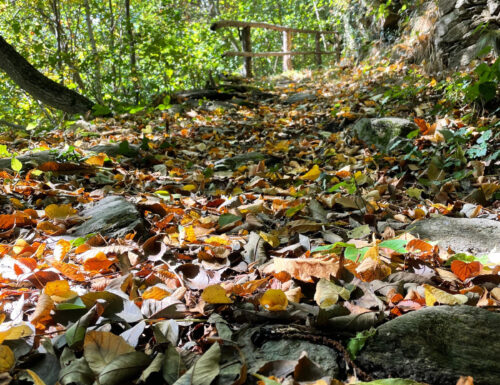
72,195,144,238
357,306,500,385
236,326,340,379
352,117,416,151
284,91,316,104
408,216,500,255
435,0,500,67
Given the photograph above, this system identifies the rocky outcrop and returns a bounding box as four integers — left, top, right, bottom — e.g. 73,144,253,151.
357,306,500,385
435,0,500,67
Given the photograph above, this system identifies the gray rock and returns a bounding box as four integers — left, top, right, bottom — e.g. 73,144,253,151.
284,92,316,104
89,143,139,157
408,216,500,255
214,152,267,171
236,326,340,378
72,196,144,238
439,0,457,14
352,117,416,151
357,306,500,385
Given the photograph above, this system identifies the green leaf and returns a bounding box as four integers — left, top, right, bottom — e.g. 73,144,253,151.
345,246,370,262
11,157,22,172
445,253,488,266
312,242,354,254
0,144,11,157
173,343,220,385
347,328,376,359
98,351,151,385
59,357,94,385
379,239,408,253
347,224,371,239
163,344,185,384
285,202,306,217
218,213,242,228
57,297,86,310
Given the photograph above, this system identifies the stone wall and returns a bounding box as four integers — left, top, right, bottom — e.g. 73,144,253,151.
435,0,500,67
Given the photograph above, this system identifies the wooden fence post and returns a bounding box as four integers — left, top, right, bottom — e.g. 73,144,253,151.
315,32,322,66
241,26,252,78
282,31,292,72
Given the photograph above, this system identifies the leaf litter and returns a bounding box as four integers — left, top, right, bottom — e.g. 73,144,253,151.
0,59,499,385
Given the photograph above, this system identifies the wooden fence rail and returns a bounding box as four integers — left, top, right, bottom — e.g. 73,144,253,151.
211,20,338,77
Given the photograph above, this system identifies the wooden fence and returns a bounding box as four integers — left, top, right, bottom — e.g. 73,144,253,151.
210,20,338,77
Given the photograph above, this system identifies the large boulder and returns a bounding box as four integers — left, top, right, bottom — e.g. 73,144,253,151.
352,117,416,151
408,216,500,255
357,306,500,385
435,0,500,68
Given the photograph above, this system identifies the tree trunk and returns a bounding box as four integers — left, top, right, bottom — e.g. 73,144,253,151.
84,0,103,103
125,0,140,104
0,35,94,115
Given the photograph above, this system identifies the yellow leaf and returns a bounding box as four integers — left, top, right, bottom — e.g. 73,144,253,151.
44,280,78,302
259,231,280,247
201,284,233,304
142,286,171,300
204,236,230,246
299,164,321,181
260,289,288,311
85,154,106,167
45,204,77,219
184,225,197,243
0,324,33,344
182,184,197,192
423,284,468,306
0,345,14,373
24,369,47,385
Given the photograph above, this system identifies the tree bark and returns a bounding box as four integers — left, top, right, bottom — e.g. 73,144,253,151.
125,0,140,104
84,0,103,103
0,35,94,115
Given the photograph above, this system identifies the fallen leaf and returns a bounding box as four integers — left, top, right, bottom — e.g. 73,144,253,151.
201,284,233,304
451,260,481,281
260,289,288,311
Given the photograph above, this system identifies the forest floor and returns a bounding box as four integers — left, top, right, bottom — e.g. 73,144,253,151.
0,59,499,385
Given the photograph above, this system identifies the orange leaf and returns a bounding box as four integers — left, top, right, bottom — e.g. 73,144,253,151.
54,239,71,261
51,261,86,281
83,252,114,272
0,213,33,230
451,260,481,281
37,221,65,235
260,289,288,311
406,239,433,253
30,293,54,329
270,257,340,282
142,286,171,300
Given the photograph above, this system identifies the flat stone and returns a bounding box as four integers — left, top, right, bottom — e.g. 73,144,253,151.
408,216,500,255
357,306,500,385
352,117,416,151
284,92,316,104
72,196,144,238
